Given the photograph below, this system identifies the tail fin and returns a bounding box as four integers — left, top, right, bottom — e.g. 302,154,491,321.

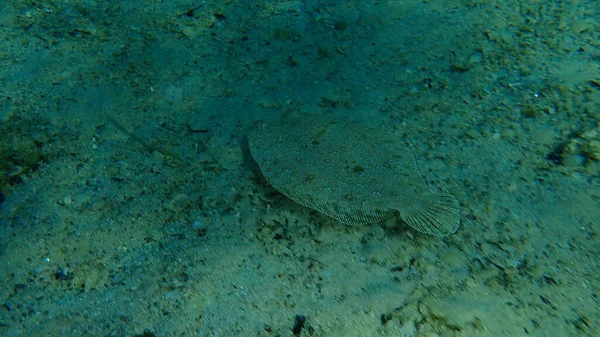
400,193,460,237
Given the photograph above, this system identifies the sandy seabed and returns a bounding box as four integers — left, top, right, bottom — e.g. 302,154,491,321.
0,1,599,336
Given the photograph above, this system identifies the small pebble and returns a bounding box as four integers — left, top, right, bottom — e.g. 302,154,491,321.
400,320,417,337
501,128,515,138
192,219,204,230
62,196,73,206
465,129,480,139
562,154,585,167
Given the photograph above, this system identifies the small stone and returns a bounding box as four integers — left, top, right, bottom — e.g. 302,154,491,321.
501,128,515,138
62,196,73,206
581,129,598,140
584,140,600,160
522,104,539,118
400,320,416,337
562,154,585,167
181,26,200,39
333,20,349,31
192,219,204,230
465,129,480,139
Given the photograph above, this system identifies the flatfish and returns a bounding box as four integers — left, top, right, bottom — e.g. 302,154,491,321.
247,112,460,237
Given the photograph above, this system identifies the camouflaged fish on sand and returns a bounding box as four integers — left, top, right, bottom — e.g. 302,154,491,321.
248,112,460,237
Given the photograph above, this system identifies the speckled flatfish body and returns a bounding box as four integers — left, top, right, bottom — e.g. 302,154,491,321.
248,112,460,237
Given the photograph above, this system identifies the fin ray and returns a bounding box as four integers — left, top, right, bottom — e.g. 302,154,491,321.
401,193,460,237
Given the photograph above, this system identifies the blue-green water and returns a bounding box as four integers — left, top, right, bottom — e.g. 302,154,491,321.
0,1,598,336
